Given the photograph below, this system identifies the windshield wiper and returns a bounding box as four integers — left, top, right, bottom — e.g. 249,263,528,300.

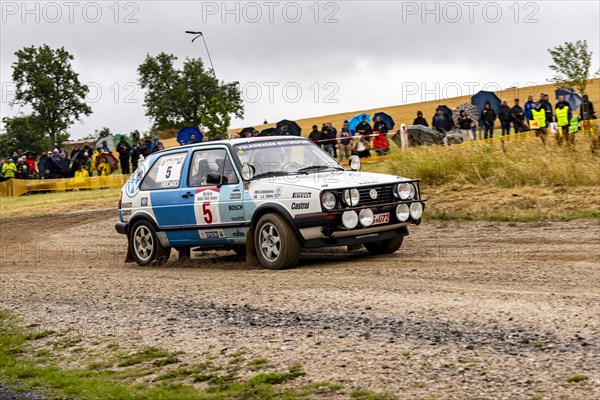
251,170,290,180
297,165,345,173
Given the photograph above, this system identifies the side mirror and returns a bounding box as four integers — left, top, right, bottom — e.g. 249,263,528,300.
241,163,255,181
206,173,222,185
349,155,361,171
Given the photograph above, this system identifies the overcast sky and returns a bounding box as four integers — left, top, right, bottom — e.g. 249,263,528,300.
2,0,599,139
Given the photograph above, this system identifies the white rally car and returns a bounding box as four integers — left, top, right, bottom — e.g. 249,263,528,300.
116,136,425,269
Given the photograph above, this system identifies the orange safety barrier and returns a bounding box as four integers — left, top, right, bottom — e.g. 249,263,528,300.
0,174,131,197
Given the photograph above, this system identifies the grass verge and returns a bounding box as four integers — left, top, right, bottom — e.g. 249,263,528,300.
0,310,356,399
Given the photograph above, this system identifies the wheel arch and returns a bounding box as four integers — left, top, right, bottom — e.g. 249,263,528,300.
250,204,305,244
128,212,170,248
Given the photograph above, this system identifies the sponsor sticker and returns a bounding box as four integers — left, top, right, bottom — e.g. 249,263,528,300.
292,192,312,199
121,202,132,208
140,197,148,207
228,204,243,211
291,202,310,210
200,230,225,239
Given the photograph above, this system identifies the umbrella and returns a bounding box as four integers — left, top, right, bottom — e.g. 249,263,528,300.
452,103,479,126
20,150,36,157
555,89,583,110
406,125,443,146
471,90,501,123
177,127,203,144
95,152,119,172
114,134,134,147
96,134,115,151
276,119,301,136
372,112,395,130
348,113,371,134
239,127,255,137
259,127,278,137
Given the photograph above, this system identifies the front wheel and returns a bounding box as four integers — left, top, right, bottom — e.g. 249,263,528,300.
364,236,403,255
254,213,300,270
129,220,170,266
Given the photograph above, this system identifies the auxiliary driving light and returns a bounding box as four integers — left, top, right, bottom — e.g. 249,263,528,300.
397,183,414,200
359,208,374,227
410,202,423,220
341,210,359,229
343,188,360,206
396,203,410,222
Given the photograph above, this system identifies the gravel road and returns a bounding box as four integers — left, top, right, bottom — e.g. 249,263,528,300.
0,211,598,399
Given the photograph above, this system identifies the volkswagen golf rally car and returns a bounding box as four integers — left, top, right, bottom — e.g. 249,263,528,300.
116,136,425,269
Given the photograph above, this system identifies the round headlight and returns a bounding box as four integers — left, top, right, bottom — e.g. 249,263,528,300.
321,191,337,210
359,208,374,227
410,202,423,220
396,204,410,222
397,183,413,200
409,184,416,199
343,188,360,206
341,211,359,229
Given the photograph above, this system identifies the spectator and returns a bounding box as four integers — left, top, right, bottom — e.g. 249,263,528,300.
2,158,17,179
373,116,389,135
16,157,29,179
355,116,373,142
60,151,71,178
413,111,428,127
432,108,447,133
25,153,37,174
189,134,198,144
555,95,568,110
280,124,290,135
37,151,49,176
524,95,535,124
326,122,338,158
372,131,389,156
11,151,19,163
540,93,553,123
149,135,163,153
117,137,132,174
555,100,573,145
45,149,63,178
252,130,259,137
337,120,353,161
499,99,512,136
531,101,548,145
308,125,322,147
510,99,525,133
100,140,111,153
457,110,473,142
580,94,596,120
73,164,90,184
98,156,112,176
70,144,81,160
321,123,335,156
353,135,371,158
481,102,496,139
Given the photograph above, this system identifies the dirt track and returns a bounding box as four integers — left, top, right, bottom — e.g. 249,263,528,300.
1,211,599,399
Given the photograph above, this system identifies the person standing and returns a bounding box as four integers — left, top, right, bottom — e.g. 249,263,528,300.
499,100,512,136
432,108,447,133
324,122,338,158
481,102,496,139
37,151,49,177
555,101,572,145
1,158,17,179
413,111,428,127
457,110,473,142
540,93,553,124
373,116,389,135
337,121,353,161
117,137,132,174
308,125,322,148
355,116,373,142
531,102,548,145
510,99,525,133
524,95,535,126
580,94,596,120
60,151,71,178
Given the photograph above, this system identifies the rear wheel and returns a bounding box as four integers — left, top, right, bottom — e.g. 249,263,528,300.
364,236,403,255
130,220,170,266
254,213,300,270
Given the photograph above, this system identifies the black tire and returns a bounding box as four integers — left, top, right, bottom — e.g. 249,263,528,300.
364,236,404,255
254,213,300,270
129,219,169,266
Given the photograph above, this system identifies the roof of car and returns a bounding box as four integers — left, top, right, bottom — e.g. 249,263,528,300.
176,135,307,149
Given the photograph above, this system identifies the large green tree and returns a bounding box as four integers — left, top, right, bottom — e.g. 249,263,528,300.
138,53,243,138
547,40,594,94
0,115,69,155
10,45,92,147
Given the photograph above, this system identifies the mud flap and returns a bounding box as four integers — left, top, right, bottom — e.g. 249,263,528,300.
245,228,260,266
125,241,134,263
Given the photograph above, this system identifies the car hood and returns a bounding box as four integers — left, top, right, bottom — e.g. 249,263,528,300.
252,170,411,190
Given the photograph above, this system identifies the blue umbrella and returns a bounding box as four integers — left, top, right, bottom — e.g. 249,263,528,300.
348,113,371,134
372,112,395,130
177,127,203,144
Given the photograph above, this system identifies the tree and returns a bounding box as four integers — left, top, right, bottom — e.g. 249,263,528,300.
547,40,594,94
0,115,70,155
138,53,244,138
10,44,92,147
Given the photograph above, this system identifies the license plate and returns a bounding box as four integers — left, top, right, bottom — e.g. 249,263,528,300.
372,213,390,225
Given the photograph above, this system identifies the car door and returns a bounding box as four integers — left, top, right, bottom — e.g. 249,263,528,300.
178,148,246,244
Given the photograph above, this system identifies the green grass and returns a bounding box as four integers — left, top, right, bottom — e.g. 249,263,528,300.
351,388,397,400
0,310,345,399
566,374,588,383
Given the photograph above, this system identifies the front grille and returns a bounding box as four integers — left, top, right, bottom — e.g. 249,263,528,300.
336,184,396,207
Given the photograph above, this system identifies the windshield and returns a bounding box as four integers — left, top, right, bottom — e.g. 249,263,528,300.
233,138,344,178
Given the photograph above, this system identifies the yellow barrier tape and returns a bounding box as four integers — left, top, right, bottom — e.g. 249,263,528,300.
0,175,131,197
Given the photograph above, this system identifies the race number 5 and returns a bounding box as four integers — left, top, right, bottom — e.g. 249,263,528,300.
202,202,213,224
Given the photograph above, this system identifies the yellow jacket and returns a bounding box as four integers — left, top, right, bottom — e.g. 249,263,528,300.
98,162,111,176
